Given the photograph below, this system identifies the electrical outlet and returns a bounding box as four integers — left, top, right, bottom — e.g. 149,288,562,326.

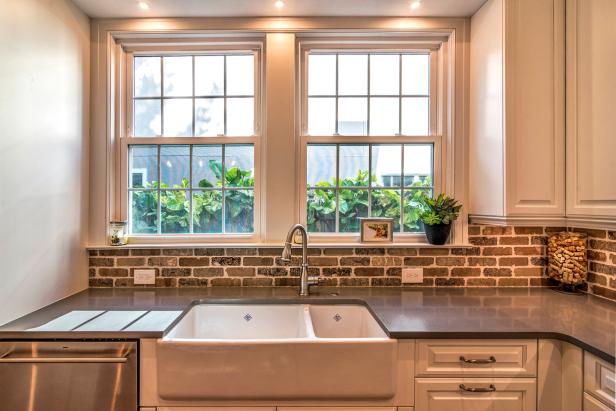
134,269,156,285
402,268,424,284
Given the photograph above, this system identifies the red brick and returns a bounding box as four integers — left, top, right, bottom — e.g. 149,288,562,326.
194,267,223,277
131,249,161,256
372,257,402,266
99,249,130,256
147,257,177,267
590,262,616,275
226,267,256,277
225,248,258,256
469,236,498,246
590,240,616,252
322,267,352,276
99,268,128,277
354,267,385,276
483,247,513,256
89,278,113,287
162,248,193,256
404,257,434,266
178,278,209,287
435,257,466,266
467,278,496,286
89,258,114,267
498,278,529,287
355,248,386,255
116,257,146,267
591,285,616,300
419,248,450,256
499,236,529,245
514,267,545,277
570,228,607,239
211,257,241,266
195,248,225,256
371,278,402,286
243,278,273,286
339,278,370,286
242,257,274,266
435,278,465,286
423,267,449,277
340,256,371,266
323,248,354,256
588,250,607,262
484,268,512,277
482,226,512,235
178,257,210,267
451,247,481,256
161,268,191,277
451,267,481,277
468,226,481,236
258,267,288,276
467,257,497,266
514,246,544,256
499,257,529,266
211,278,242,286
514,227,544,235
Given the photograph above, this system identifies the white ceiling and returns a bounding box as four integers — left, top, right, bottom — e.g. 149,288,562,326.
72,0,488,19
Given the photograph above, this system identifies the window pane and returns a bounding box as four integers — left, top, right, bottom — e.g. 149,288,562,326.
370,54,400,95
193,190,223,233
339,145,369,185
225,145,254,187
195,98,224,136
402,54,429,95
134,56,161,97
163,99,192,137
308,97,336,135
163,56,192,97
129,145,158,188
371,145,402,187
338,54,367,95
160,145,189,188
403,189,430,232
134,99,161,137
404,144,433,187
225,190,254,233
370,97,399,135
226,55,254,96
226,97,254,135
161,190,190,234
195,55,224,96
401,97,429,135
192,145,222,188
338,97,367,135
307,145,336,187
308,54,336,95
371,189,401,232
339,188,368,233
307,188,336,233
130,190,158,234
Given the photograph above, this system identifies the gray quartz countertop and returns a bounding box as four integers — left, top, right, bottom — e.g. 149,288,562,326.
0,287,614,363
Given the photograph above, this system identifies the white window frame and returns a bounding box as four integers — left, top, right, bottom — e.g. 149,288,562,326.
298,39,443,244
115,39,264,244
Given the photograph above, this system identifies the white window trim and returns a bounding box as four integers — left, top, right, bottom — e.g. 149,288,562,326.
114,38,265,244
297,39,444,244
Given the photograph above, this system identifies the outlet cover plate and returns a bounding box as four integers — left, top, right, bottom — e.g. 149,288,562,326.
402,268,424,284
134,269,156,285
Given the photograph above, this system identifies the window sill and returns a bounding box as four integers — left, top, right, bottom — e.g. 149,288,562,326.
86,242,475,250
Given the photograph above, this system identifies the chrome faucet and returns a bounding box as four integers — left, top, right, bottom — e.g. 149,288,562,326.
281,224,321,296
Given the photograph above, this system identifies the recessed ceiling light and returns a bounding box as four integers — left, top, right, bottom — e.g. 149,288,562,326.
275,0,285,9
138,0,150,10
410,1,421,10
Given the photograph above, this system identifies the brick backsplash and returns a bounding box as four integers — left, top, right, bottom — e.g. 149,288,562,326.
88,225,616,301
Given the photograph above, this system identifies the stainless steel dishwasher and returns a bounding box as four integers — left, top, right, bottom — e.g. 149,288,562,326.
0,341,137,411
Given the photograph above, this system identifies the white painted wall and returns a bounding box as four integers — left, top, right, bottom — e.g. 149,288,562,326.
0,0,90,325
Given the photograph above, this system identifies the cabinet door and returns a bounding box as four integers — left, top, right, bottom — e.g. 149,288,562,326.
584,393,614,411
415,378,536,411
278,408,396,411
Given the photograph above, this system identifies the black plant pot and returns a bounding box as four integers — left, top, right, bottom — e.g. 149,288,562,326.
424,223,452,245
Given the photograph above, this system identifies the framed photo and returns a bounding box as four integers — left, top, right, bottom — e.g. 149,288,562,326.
359,218,394,243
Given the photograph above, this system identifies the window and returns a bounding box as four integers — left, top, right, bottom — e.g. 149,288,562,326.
301,47,439,237
124,50,260,237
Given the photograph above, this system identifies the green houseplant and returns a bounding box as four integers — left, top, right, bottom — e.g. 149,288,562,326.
418,193,462,245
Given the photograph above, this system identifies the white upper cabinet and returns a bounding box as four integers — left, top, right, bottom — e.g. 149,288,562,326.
469,0,566,222
566,0,616,220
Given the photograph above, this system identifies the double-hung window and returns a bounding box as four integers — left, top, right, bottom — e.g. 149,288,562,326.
300,43,441,240
122,46,261,239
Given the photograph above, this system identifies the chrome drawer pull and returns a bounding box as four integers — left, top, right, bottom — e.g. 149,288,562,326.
459,355,496,364
459,384,497,393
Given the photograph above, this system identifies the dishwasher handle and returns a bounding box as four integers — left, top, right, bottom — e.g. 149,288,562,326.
0,351,129,363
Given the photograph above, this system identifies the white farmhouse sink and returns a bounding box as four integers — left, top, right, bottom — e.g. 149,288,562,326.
156,303,396,401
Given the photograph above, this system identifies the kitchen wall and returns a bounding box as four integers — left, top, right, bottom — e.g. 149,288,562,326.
88,225,616,301
0,0,90,325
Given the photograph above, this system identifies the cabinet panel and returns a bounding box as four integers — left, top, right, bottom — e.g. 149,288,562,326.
584,393,614,411
278,408,395,411
584,352,615,409
416,339,537,377
159,408,275,411
566,0,616,217
416,378,536,411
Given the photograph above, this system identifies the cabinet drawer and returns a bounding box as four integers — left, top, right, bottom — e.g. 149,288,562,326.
585,393,614,411
278,408,396,411
415,378,536,411
585,352,615,409
415,339,537,377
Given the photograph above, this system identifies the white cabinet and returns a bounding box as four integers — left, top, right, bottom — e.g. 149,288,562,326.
565,0,616,222
416,340,537,377
469,0,566,221
585,393,614,411
415,378,536,411
278,408,396,411
584,352,615,410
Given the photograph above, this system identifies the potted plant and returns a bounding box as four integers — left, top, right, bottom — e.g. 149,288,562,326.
418,193,462,245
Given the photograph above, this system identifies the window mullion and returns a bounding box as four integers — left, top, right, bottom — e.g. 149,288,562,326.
367,54,371,136
189,144,194,234
400,143,405,233
367,143,372,218
398,54,402,136
335,144,340,233
221,144,226,234
335,54,339,136
157,144,162,234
